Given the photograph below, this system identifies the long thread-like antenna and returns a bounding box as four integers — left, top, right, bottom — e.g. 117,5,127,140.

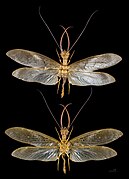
37,89,60,128
70,87,93,127
59,104,72,129
59,26,72,51
38,6,60,50
69,10,98,51
37,88,92,129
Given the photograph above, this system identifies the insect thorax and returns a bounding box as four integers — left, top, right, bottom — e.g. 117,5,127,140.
60,50,70,65
59,128,70,153
59,140,70,155
59,65,69,77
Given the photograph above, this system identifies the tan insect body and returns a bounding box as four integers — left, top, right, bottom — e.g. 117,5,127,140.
5,105,123,174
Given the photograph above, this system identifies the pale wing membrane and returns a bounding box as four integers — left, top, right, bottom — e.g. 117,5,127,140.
68,71,115,86
12,146,59,161
6,49,60,68
5,127,59,147
12,68,59,85
69,53,122,71
69,128,123,146
70,146,117,162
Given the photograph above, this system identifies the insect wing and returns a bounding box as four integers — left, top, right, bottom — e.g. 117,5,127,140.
68,53,122,86
12,68,59,85
69,128,123,162
69,146,117,162
6,49,60,68
12,146,59,161
5,127,59,147
69,53,122,72
68,71,115,86
69,128,123,146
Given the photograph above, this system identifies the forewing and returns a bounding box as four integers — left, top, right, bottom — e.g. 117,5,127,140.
69,53,122,71
6,49,60,68
12,67,59,85
68,71,115,86
69,128,123,146
12,146,59,161
70,146,117,162
5,127,59,147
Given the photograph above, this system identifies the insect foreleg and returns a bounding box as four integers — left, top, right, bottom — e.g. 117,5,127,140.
67,127,73,141
68,50,75,64
56,49,63,64
55,127,61,141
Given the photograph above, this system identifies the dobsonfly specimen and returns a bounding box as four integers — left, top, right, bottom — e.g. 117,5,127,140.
5,97,123,174
6,10,122,98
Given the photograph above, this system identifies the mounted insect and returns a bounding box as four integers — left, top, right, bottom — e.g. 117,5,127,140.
5,92,123,174
6,9,122,98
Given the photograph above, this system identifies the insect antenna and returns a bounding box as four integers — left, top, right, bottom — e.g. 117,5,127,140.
36,89,60,128
59,26,72,51
70,87,93,127
38,6,60,50
59,104,74,140
69,10,98,51
59,103,72,129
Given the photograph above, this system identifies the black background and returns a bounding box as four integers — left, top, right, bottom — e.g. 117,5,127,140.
0,0,128,178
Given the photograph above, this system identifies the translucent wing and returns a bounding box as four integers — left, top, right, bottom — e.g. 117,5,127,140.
70,146,117,162
69,128,123,146
5,127,59,147
12,68,59,85
68,71,115,86
69,128,123,162
12,146,59,161
6,49,60,68
69,53,122,71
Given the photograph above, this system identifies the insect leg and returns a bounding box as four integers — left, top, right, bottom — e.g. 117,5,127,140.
68,50,75,64
67,127,73,141
61,78,66,98
56,49,63,64
57,77,61,95
62,154,66,174
68,81,70,95
57,156,60,171
55,127,61,141
66,154,70,171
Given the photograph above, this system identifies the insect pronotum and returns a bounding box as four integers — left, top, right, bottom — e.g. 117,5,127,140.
6,10,122,98
5,104,123,174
